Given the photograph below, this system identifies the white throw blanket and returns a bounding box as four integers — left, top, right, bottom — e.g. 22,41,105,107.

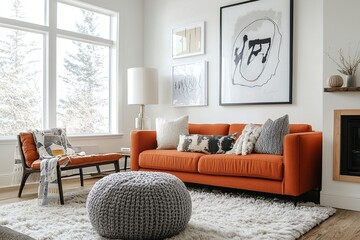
38,157,71,206
38,152,85,205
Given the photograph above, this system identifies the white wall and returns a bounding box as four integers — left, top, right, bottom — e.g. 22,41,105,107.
0,0,144,188
321,0,360,211
143,0,323,130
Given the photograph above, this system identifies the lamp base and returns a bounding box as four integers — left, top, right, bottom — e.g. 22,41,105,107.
135,116,151,130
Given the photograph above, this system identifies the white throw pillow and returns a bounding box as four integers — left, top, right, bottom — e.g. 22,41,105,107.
156,115,189,149
226,124,262,155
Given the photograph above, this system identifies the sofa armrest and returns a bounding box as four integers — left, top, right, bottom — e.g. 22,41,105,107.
130,130,157,171
283,132,322,196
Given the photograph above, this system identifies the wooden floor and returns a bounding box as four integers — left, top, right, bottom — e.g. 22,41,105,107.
1,177,359,240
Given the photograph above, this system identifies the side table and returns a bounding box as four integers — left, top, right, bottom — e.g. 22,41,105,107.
118,151,130,171
95,151,130,174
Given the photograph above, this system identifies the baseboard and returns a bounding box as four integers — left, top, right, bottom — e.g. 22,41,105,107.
0,174,13,188
321,191,360,211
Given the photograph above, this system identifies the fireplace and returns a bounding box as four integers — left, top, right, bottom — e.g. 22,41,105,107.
340,116,360,175
333,110,360,182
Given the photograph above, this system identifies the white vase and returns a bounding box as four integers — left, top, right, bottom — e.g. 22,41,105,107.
345,75,356,87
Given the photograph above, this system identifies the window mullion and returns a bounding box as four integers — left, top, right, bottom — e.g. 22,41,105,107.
57,29,113,47
47,0,57,129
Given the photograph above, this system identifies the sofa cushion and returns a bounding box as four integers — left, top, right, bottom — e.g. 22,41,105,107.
189,123,230,135
139,150,203,173
255,115,289,155
156,115,189,149
198,154,283,180
177,133,237,154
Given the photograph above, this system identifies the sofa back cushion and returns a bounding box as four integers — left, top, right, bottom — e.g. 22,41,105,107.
188,124,230,135
228,123,312,136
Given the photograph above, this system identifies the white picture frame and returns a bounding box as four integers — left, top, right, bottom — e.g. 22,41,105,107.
172,21,205,59
172,61,207,107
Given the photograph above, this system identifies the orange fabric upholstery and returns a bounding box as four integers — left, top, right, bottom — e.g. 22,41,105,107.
189,123,229,135
283,132,322,195
139,150,203,173
140,169,283,195
228,124,249,138
31,153,122,170
131,130,157,171
130,123,322,197
198,154,283,180
289,124,312,133
19,132,39,167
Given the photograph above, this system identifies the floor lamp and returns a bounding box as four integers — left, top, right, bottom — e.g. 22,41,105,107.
127,67,158,130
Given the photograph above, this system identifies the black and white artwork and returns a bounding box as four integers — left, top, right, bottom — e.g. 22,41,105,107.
220,0,293,105
172,61,207,107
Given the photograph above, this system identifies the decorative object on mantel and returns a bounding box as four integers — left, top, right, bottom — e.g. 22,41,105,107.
327,75,343,87
326,46,360,87
345,75,356,87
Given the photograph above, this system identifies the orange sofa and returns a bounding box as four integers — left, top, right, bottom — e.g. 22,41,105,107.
130,123,322,196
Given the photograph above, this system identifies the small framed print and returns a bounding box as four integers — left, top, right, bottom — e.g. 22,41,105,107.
172,21,205,59
172,61,207,107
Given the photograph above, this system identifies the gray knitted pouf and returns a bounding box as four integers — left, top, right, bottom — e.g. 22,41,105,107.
86,171,192,240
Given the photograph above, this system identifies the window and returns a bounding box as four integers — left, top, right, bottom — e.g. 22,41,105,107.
0,0,46,25
0,0,118,137
57,38,110,134
0,27,44,135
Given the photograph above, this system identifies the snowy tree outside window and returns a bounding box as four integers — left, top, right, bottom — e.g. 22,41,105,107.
0,0,118,137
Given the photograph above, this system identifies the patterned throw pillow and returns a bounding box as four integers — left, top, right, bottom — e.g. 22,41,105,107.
177,133,237,154
226,124,262,155
156,115,189,149
32,128,75,159
254,115,289,155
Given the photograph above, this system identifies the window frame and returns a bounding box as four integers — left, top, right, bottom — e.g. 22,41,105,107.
0,0,119,139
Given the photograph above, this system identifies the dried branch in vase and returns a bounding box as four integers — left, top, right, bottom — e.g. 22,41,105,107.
326,47,360,76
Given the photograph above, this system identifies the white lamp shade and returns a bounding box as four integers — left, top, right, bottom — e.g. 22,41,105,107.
127,67,158,105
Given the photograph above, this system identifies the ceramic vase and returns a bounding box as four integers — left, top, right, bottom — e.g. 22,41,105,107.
327,75,343,87
345,75,355,87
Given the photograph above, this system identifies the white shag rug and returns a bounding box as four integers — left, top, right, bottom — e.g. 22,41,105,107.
0,188,335,240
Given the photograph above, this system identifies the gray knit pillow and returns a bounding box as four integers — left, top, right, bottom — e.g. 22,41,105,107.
255,115,289,155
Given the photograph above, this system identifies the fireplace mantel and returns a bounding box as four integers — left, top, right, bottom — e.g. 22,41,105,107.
324,87,360,92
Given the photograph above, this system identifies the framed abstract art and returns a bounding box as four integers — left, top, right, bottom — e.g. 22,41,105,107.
220,0,293,105
172,61,207,107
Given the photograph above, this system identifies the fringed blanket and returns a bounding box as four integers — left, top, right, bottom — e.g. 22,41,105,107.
12,145,40,185
38,156,71,206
